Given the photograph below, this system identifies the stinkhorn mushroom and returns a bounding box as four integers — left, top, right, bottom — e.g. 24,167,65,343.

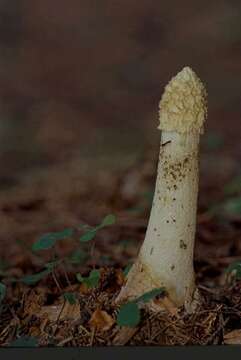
117,66,207,310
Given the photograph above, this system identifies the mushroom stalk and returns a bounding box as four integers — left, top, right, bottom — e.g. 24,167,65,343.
117,67,207,309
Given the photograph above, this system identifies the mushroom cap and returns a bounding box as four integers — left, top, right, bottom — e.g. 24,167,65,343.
158,66,207,134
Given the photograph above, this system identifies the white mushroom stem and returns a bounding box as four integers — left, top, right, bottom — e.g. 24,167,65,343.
117,67,207,309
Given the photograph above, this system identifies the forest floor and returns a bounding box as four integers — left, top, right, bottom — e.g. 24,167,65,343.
0,135,241,347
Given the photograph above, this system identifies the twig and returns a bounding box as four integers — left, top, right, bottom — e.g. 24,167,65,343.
57,336,73,346
90,240,96,269
78,325,91,336
89,327,95,346
52,270,62,292
62,262,72,289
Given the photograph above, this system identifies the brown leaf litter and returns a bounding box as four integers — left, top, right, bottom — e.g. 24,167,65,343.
1,267,241,346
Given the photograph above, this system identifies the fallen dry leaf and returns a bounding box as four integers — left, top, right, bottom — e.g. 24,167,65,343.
60,301,80,321
39,305,61,322
89,309,115,331
112,327,139,345
39,302,80,322
29,325,42,337
23,290,43,317
224,329,241,344
202,312,217,335
115,269,125,286
78,283,90,294
153,296,179,316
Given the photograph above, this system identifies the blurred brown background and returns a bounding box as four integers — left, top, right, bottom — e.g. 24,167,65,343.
0,0,241,283
0,0,240,183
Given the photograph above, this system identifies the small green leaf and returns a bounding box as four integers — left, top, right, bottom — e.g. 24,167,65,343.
0,283,6,303
9,336,38,347
117,302,140,327
225,261,241,279
53,228,73,240
123,264,132,277
32,228,73,251
76,273,84,282
32,233,56,251
222,197,241,216
136,288,165,304
76,269,100,288
116,288,165,328
88,270,101,287
64,292,77,305
20,269,51,285
78,215,116,242
100,214,116,227
68,249,88,264
79,230,96,242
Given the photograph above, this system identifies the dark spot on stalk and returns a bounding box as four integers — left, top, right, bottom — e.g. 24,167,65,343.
162,140,171,147
150,247,154,255
180,240,187,249
171,265,175,271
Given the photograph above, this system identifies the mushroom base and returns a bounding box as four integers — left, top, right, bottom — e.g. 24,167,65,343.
116,257,197,311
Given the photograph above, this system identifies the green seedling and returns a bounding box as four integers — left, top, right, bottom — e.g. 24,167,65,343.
117,287,165,327
9,336,38,347
64,292,77,305
79,214,116,242
32,228,74,251
76,269,100,288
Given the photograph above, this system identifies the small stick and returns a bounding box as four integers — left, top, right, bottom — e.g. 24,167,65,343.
52,270,62,292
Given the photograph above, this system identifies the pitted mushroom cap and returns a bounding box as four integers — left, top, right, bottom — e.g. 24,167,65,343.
158,67,207,134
